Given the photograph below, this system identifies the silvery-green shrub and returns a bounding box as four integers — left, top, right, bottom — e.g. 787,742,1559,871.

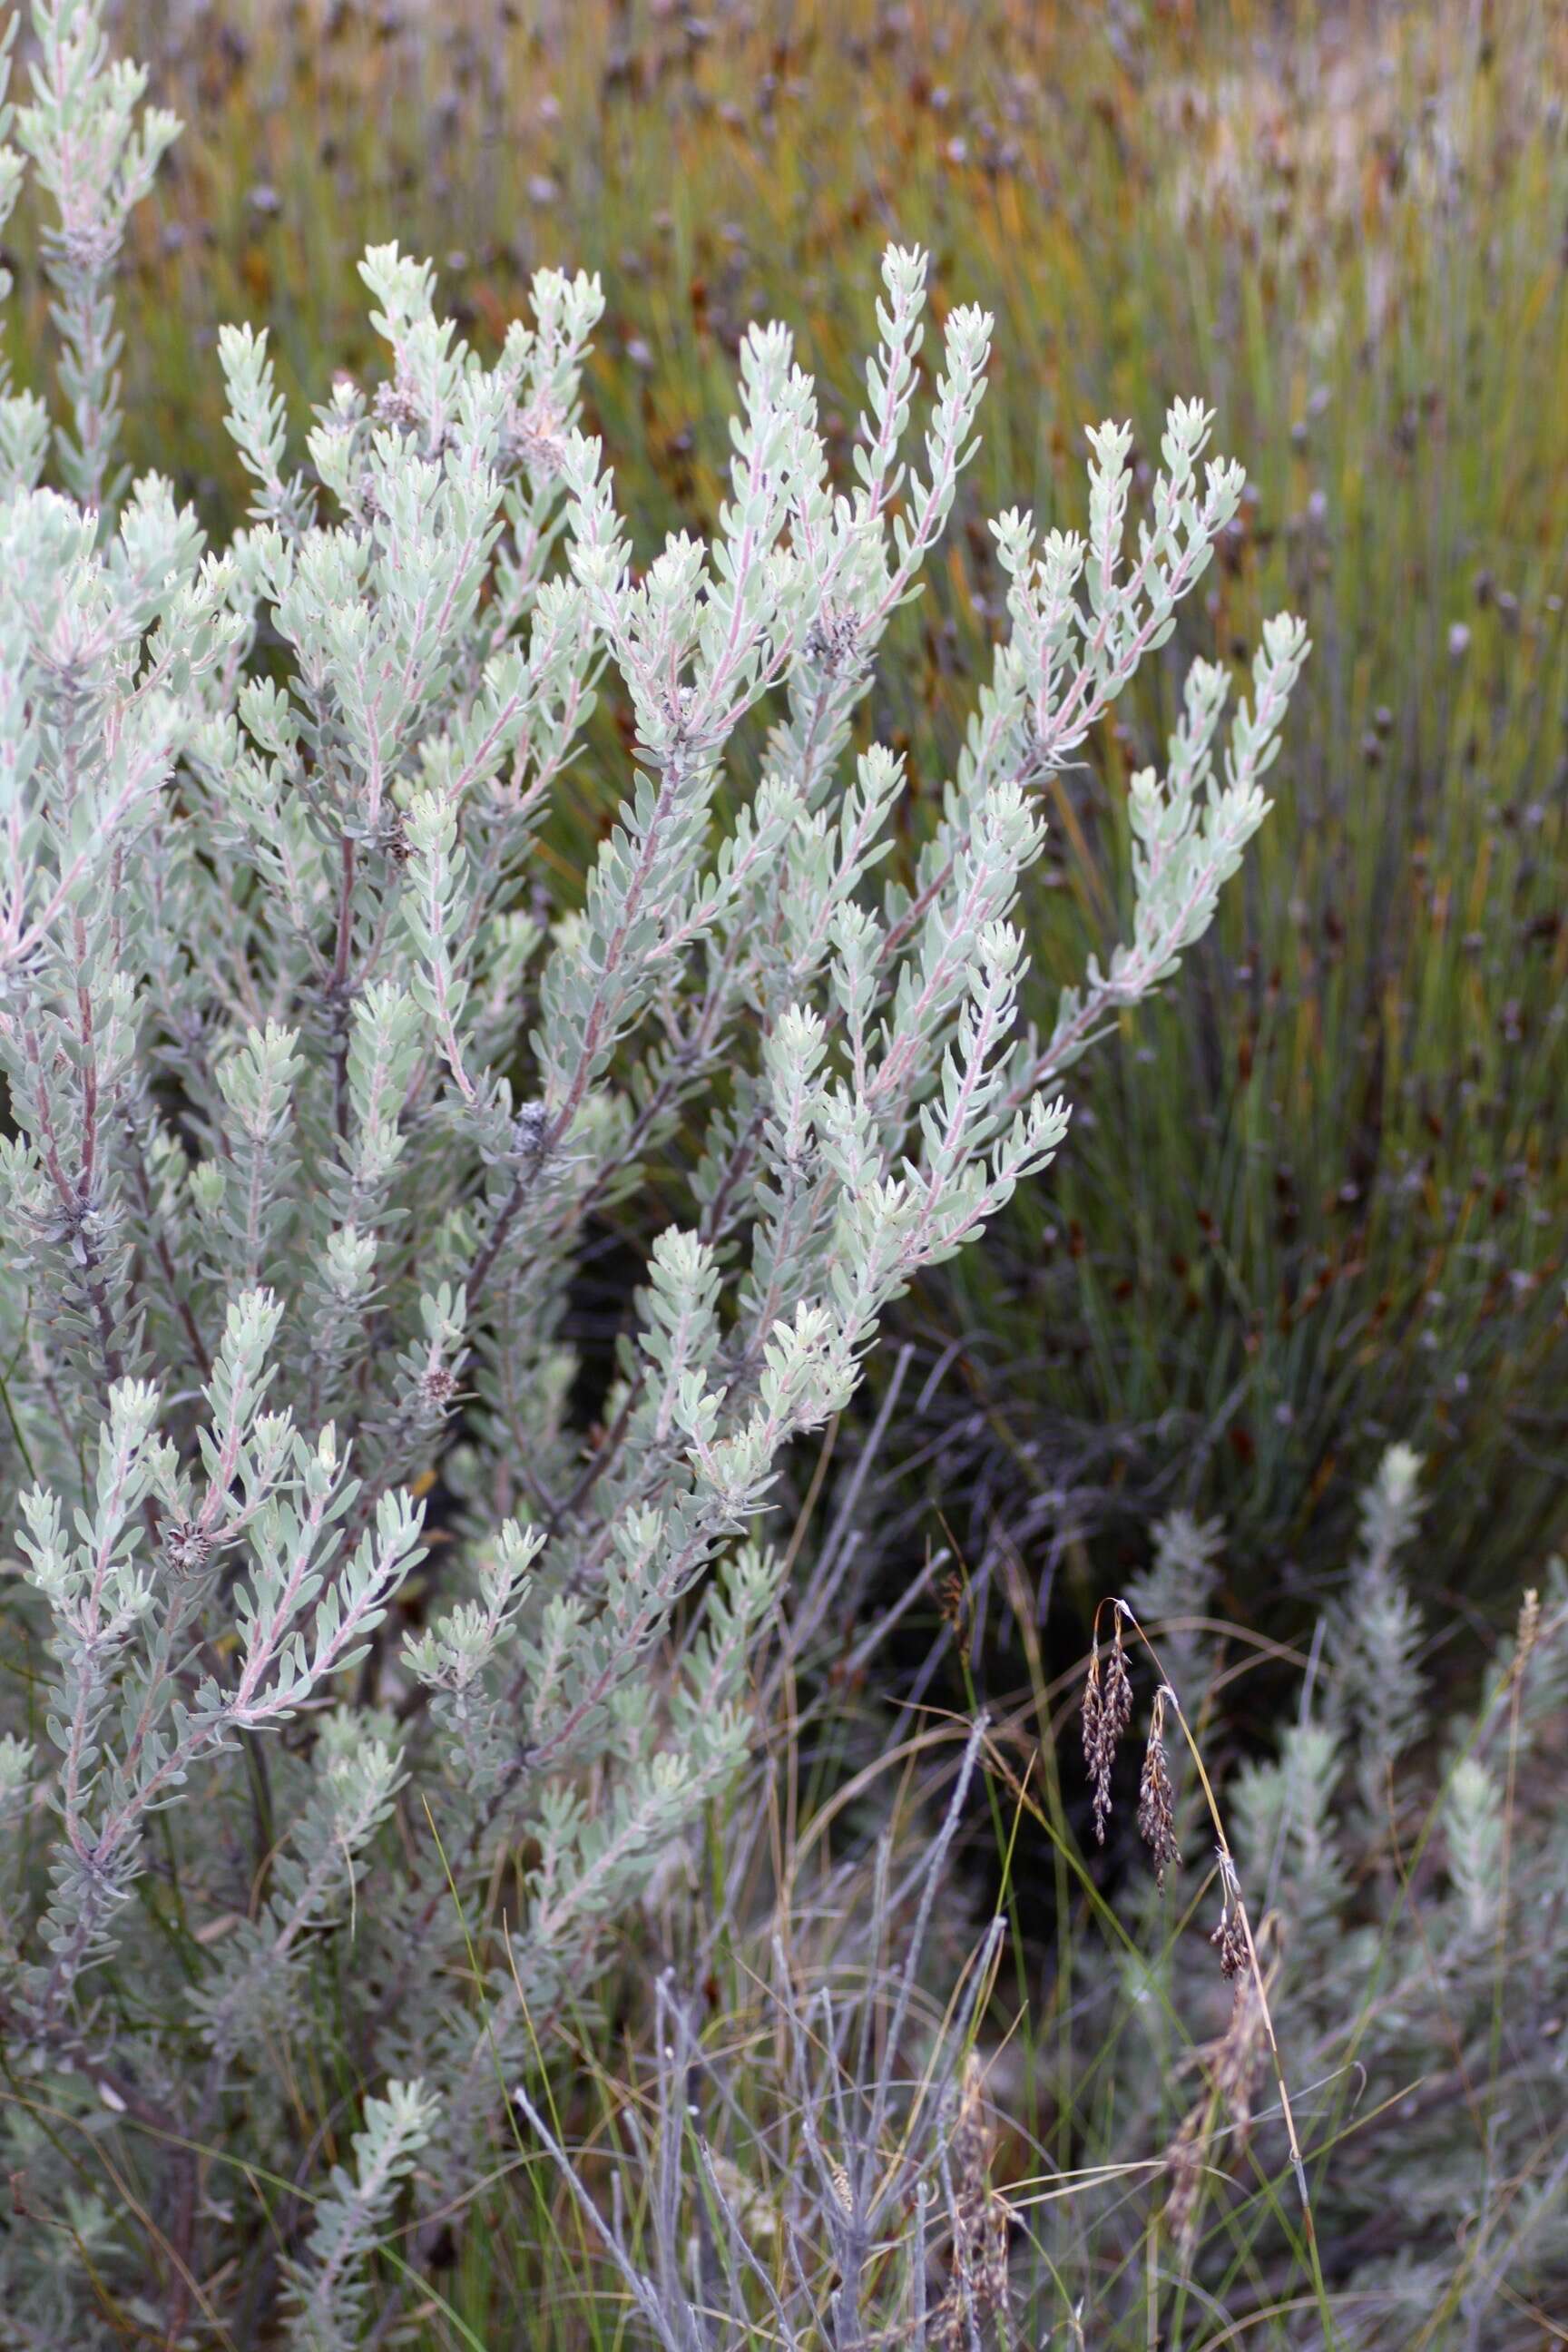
1063,1454,1568,2345
0,2,1306,2336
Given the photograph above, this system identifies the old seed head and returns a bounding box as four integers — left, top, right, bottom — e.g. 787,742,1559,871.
1138,1686,1180,1890
1083,1612,1134,1846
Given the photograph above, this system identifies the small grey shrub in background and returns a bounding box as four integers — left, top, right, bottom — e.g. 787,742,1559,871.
1054,1455,1568,2348
0,0,1307,2338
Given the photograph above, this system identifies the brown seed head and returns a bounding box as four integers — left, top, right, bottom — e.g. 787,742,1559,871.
1138,1687,1180,1889
1082,1613,1134,1844
1209,1851,1250,1980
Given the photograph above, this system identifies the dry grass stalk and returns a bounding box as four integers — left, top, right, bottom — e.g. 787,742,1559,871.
936,2054,1010,2351
1078,1597,1327,2306
1162,1928,1276,2267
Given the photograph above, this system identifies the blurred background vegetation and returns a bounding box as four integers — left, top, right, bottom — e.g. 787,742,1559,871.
34,0,1567,1662
1,6,1564,2337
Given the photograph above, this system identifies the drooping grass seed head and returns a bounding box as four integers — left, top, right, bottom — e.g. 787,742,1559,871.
1138,1686,1180,1889
1082,1610,1134,1845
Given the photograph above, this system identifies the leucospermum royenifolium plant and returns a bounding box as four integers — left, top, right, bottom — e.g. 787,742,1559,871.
0,1,1306,2337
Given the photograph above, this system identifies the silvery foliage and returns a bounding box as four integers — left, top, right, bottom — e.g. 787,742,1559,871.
0,2,1306,2335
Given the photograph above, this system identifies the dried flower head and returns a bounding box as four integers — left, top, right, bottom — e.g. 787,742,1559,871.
1082,1610,1134,1845
372,375,423,435
805,603,866,677
353,467,384,527
509,1100,550,1167
1138,1686,1180,1888
1209,1849,1250,1981
162,1520,211,1578
509,391,568,482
